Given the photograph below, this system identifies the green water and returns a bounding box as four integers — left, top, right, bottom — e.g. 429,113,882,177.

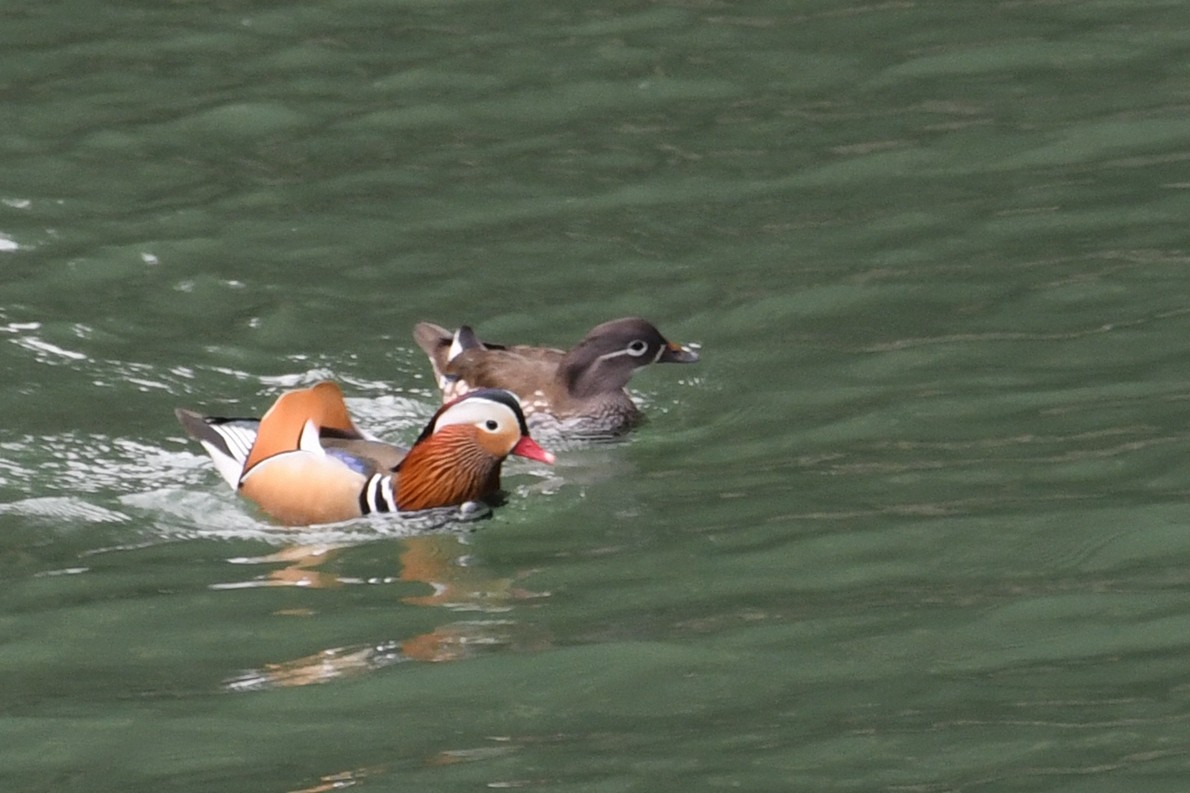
5,0,1190,790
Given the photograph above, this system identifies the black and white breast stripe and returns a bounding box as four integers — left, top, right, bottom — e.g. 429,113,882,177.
359,473,399,515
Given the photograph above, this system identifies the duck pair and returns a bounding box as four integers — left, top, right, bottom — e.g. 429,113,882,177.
177,318,699,526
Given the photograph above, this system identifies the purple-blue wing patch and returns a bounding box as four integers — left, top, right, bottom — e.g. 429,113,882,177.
326,447,369,476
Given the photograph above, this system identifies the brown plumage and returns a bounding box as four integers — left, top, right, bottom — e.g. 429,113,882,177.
413,317,699,438
393,426,503,511
177,382,554,526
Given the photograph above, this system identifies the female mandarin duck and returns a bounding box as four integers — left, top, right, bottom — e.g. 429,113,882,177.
413,317,699,439
175,381,554,526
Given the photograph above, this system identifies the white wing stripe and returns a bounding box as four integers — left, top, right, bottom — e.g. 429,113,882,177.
206,423,257,464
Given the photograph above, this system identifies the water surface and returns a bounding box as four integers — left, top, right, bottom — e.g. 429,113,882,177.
4,1,1190,791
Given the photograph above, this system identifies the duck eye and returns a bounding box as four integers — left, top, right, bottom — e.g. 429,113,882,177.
484,419,499,431
627,339,648,356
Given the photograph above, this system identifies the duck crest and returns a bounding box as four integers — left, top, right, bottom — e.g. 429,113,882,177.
397,388,549,510
413,387,531,445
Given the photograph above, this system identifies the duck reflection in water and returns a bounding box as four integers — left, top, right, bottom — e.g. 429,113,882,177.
223,532,549,691
395,532,552,663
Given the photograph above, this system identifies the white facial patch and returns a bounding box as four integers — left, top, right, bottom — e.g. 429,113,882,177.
434,396,520,435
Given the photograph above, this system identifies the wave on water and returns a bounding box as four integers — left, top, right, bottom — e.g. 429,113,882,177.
0,337,563,547
2,428,499,548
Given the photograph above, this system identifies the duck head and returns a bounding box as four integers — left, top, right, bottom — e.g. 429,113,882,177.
560,317,699,399
395,388,554,511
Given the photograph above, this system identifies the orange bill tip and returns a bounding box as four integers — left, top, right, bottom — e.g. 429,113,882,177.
512,436,555,465
661,340,700,363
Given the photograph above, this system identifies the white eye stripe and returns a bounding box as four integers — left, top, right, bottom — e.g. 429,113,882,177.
434,398,519,433
596,340,652,363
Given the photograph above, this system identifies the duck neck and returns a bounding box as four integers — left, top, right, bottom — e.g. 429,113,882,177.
559,346,631,400
394,427,502,511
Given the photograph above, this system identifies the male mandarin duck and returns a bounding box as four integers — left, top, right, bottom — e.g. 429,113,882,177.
412,317,699,438
175,381,554,526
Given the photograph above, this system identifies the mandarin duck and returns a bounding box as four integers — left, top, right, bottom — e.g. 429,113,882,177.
176,381,553,526
412,317,699,439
